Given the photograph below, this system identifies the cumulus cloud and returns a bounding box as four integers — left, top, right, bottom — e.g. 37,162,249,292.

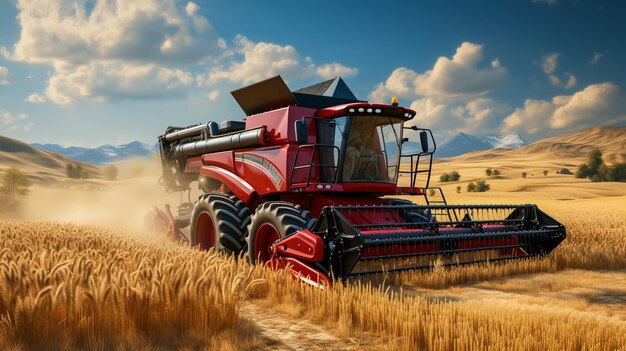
370,42,508,102
369,42,510,138
501,83,626,137
206,90,220,101
541,53,576,89
199,35,358,86
4,0,221,68
3,0,218,104
45,62,193,105
24,122,35,131
316,63,358,79
590,52,603,65
25,93,47,103
0,66,10,85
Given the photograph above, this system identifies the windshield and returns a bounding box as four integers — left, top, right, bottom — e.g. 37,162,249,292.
317,115,404,183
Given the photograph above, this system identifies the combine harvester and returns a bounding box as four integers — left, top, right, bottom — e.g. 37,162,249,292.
148,76,566,287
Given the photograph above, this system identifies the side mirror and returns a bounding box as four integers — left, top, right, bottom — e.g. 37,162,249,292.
295,120,308,143
420,131,429,152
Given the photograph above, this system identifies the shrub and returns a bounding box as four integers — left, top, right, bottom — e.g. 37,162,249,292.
543,170,548,176
485,168,492,176
610,163,626,182
104,165,119,181
493,169,501,176
521,172,527,178
439,171,460,182
467,182,476,192
456,186,461,193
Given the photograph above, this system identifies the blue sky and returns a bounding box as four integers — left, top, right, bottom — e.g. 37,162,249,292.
0,0,625,147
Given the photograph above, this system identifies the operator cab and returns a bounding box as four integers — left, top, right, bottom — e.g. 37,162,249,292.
317,114,404,183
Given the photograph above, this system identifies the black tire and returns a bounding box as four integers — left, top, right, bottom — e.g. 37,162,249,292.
385,198,435,223
190,194,250,255
247,201,314,264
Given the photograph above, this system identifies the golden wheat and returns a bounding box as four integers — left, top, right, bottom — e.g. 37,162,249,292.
2,193,626,351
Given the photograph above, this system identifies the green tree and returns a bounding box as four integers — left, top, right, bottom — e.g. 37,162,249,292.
543,170,548,176
610,163,626,182
439,173,450,182
586,149,604,176
467,182,476,192
456,186,461,193
449,171,461,181
0,167,31,207
475,180,491,192
493,169,501,176
485,168,492,176
575,164,590,178
104,165,119,181
521,172,527,178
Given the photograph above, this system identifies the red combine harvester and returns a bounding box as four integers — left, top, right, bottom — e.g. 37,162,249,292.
149,76,566,287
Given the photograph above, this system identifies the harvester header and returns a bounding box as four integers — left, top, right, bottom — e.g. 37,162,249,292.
149,75,566,287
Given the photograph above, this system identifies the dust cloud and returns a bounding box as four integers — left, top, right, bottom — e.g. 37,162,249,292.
4,159,203,235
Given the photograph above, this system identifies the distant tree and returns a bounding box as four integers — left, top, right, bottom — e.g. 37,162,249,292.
521,172,527,178
104,165,119,181
428,189,436,197
493,169,501,176
467,182,476,192
0,167,31,208
485,168,492,177
575,164,590,178
439,171,460,182
586,149,604,176
543,170,548,176
456,186,461,193
475,180,491,192
610,163,626,182
449,171,461,181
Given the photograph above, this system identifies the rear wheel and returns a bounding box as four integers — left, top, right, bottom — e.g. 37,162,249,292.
190,194,250,255
247,202,314,264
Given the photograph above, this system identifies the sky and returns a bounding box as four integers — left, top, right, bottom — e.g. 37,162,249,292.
0,0,625,147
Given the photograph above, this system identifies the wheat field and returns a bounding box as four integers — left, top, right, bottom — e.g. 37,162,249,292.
2,191,626,350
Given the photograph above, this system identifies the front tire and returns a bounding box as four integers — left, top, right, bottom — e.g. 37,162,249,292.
190,194,250,255
247,202,314,264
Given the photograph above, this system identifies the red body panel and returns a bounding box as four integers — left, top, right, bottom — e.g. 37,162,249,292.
200,165,256,203
202,151,235,171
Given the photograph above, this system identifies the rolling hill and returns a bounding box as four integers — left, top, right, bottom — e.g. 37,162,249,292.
0,135,101,183
32,141,155,164
450,126,626,164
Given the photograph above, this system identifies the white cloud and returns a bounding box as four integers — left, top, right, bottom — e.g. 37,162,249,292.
4,0,222,68
24,122,35,131
369,42,509,138
45,62,193,105
200,35,358,86
542,53,559,75
316,63,358,79
0,66,10,84
2,112,12,124
370,42,507,102
501,83,626,137
3,0,219,105
206,90,220,101
541,53,576,89
26,93,47,103
590,52,603,65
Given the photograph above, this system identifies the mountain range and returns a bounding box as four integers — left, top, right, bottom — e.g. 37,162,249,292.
402,132,528,158
31,141,156,164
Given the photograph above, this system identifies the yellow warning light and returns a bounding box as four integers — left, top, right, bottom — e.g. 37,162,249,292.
391,96,399,107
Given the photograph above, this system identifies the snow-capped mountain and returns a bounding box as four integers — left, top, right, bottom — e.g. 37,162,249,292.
400,132,528,158
32,141,156,164
436,132,493,158
479,133,527,149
